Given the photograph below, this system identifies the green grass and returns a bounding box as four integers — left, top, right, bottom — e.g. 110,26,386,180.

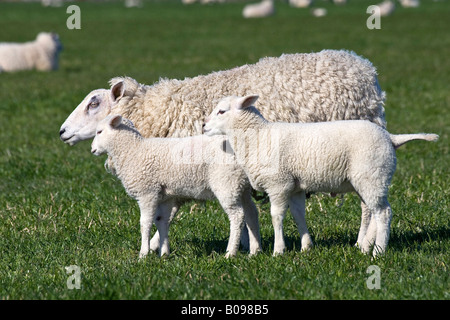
0,0,448,300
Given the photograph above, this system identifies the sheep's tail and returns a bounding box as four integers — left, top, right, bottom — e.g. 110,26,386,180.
390,133,439,149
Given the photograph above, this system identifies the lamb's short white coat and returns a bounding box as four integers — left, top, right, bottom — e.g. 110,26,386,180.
91,115,261,258
204,95,438,256
0,32,62,72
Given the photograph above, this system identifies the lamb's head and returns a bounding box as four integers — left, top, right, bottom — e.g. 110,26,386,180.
91,115,141,156
203,94,259,136
59,80,129,146
91,115,123,156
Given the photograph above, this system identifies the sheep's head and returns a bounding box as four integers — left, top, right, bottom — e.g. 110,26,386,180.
59,80,127,146
91,115,123,156
203,94,259,136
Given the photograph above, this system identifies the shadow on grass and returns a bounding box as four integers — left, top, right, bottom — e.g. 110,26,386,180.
185,224,449,257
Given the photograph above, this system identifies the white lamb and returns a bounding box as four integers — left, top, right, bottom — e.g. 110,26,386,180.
243,0,275,19
91,115,261,258
0,32,62,72
203,95,438,256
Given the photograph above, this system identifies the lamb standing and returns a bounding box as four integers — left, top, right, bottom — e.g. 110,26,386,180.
0,32,62,72
203,95,438,256
91,115,262,258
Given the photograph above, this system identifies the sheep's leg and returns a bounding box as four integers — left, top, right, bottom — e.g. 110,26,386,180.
154,203,172,257
268,194,289,256
138,196,159,259
361,213,378,254
355,201,373,248
222,204,245,258
150,201,180,252
372,202,392,257
289,191,313,252
241,189,262,255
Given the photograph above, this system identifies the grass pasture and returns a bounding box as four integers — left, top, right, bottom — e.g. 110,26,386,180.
0,0,448,300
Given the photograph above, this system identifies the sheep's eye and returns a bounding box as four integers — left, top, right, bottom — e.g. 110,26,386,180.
97,130,102,135
89,102,99,109
217,110,226,115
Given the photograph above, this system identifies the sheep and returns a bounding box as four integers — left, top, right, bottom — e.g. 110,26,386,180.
0,32,62,72
399,0,420,8
60,49,386,251
203,95,439,256
60,50,386,146
289,0,312,8
91,114,262,258
378,0,395,17
242,0,275,19
311,8,327,17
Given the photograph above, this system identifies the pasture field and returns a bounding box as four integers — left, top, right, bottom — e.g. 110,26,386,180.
0,0,448,301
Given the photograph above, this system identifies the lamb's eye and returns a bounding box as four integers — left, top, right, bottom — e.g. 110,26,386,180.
97,130,102,135
217,110,226,115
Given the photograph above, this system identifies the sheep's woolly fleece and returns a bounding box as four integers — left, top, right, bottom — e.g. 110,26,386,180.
109,50,386,140
0,32,62,72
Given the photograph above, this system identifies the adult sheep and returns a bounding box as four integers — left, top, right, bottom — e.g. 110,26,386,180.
0,32,62,72
59,49,386,146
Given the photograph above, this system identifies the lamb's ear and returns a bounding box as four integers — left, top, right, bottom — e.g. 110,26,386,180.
109,115,122,128
111,81,125,102
236,95,259,110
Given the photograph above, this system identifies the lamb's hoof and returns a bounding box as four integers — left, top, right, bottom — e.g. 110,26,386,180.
272,250,285,257
138,253,147,261
249,248,262,257
225,251,237,259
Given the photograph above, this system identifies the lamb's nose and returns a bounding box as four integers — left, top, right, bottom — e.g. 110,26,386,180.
59,128,65,136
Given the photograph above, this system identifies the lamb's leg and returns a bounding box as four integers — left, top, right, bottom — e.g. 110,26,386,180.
372,202,392,257
150,201,180,252
361,213,378,254
154,202,172,257
138,196,159,259
222,203,245,258
355,201,373,248
268,194,289,256
241,189,262,255
289,191,313,252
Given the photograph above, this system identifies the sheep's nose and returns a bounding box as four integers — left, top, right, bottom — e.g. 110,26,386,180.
91,149,97,154
59,128,65,136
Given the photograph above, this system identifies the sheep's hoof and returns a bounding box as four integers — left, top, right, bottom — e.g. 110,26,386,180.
225,252,237,259
139,250,149,260
249,248,262,257
272,250,285,257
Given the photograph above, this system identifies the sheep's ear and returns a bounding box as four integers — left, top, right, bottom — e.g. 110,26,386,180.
111,81,125,102
236,95,259,110
109,115,122,128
